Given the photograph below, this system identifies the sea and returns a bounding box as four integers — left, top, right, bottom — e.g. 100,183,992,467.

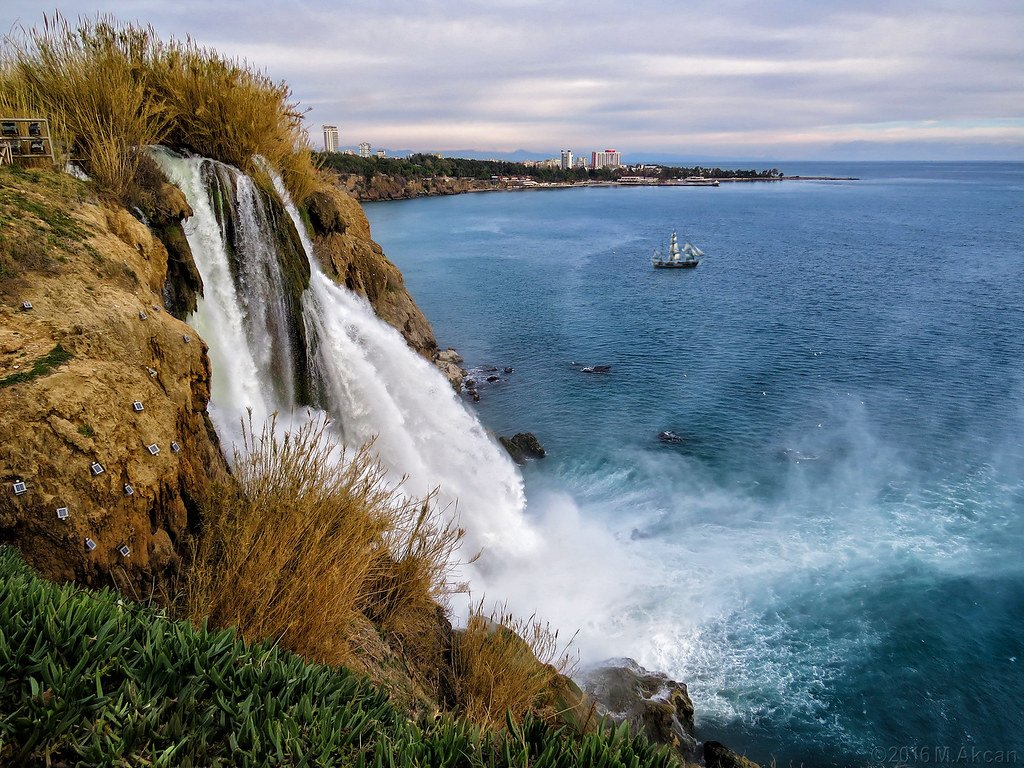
363,162,1024,767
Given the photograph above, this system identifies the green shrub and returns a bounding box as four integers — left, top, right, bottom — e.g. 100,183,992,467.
0,548,677,767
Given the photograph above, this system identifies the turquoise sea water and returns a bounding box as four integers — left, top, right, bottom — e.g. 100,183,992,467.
365,163,1024,766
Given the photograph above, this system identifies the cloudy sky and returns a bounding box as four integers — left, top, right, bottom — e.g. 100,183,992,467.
4,1,1023,160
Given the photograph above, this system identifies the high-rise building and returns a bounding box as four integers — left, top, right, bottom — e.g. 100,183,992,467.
591,149,622,169
358,142,371,158
322,124,339,153
560,149,573,170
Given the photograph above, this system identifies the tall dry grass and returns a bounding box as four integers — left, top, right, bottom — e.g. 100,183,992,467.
2,17,169,195
453,600,578,731
186,415,465,671
1,14,318,202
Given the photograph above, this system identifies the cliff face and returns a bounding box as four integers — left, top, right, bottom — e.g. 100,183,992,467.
0,167,227,594
335,172,499,202
0,160,461,591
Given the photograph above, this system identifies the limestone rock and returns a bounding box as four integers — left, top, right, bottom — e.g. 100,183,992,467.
0,167,228,596
703,741,761,768
579,657,698,761
432,348,466,390
499,432,546,464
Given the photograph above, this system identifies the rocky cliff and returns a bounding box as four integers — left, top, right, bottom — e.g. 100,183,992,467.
334,172,501,202
0,159,462,593
0,166,226,595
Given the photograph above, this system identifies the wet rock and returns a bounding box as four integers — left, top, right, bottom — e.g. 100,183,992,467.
704,741,761,768
578,364,611,374
432,348,466,391
503,367,514,374
486,375,500,383
658,430,683,444
499,432,546,463
579,658,697,761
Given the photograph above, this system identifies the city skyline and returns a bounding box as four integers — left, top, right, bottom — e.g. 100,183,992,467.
3,1,1022,160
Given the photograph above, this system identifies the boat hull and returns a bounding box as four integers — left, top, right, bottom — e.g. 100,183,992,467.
652,260,699,269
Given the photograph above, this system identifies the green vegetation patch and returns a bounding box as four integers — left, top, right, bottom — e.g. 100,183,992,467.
0,344,72,389
0,548,677,767
0,168,98,289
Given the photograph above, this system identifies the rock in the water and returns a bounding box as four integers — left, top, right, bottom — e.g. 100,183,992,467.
579,364,611,374
486,375,500,383
658,430,683,444
579,658,697,761
503,366,514,373
499,432,546,463
432,347,466,391
703,741,762,768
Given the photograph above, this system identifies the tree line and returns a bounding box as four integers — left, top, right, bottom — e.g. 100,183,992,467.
316,152,781,183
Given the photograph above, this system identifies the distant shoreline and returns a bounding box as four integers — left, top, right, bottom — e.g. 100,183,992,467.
351,175,859,202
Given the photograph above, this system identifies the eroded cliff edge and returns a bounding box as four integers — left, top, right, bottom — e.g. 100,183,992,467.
0,167,225,594
0,162,461,594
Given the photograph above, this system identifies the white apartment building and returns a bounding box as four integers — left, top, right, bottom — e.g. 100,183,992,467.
322,124,339,153
591,149,622,169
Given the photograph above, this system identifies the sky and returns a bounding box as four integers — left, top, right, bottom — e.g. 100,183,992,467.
3,1,1023,161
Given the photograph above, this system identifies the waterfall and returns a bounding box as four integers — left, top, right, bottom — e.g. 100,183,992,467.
153,149,536,562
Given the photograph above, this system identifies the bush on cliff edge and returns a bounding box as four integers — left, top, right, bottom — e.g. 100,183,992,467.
1,14,317,202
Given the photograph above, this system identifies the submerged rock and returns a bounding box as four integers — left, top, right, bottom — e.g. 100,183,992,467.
658,430,683,444
499,432,546,463
574,363,611,374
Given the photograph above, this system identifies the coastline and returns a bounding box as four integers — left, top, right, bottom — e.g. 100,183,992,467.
343,174,858,202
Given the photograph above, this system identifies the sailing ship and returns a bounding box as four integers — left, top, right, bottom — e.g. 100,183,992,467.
652,232,702,269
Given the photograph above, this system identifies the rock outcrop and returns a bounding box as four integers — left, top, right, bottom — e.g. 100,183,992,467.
499,432,547,464
0,166,228,595
335,173,495,202
703,741,762,768
580,658,698,762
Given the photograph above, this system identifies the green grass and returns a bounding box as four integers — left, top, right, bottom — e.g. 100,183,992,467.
0,548,677,767
0,344,72,389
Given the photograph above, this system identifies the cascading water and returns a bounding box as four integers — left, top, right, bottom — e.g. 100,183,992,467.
153,148,535,567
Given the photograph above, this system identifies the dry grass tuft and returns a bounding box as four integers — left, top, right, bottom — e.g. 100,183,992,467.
453,599,578,731
1,13,317,203
186,414,465,672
